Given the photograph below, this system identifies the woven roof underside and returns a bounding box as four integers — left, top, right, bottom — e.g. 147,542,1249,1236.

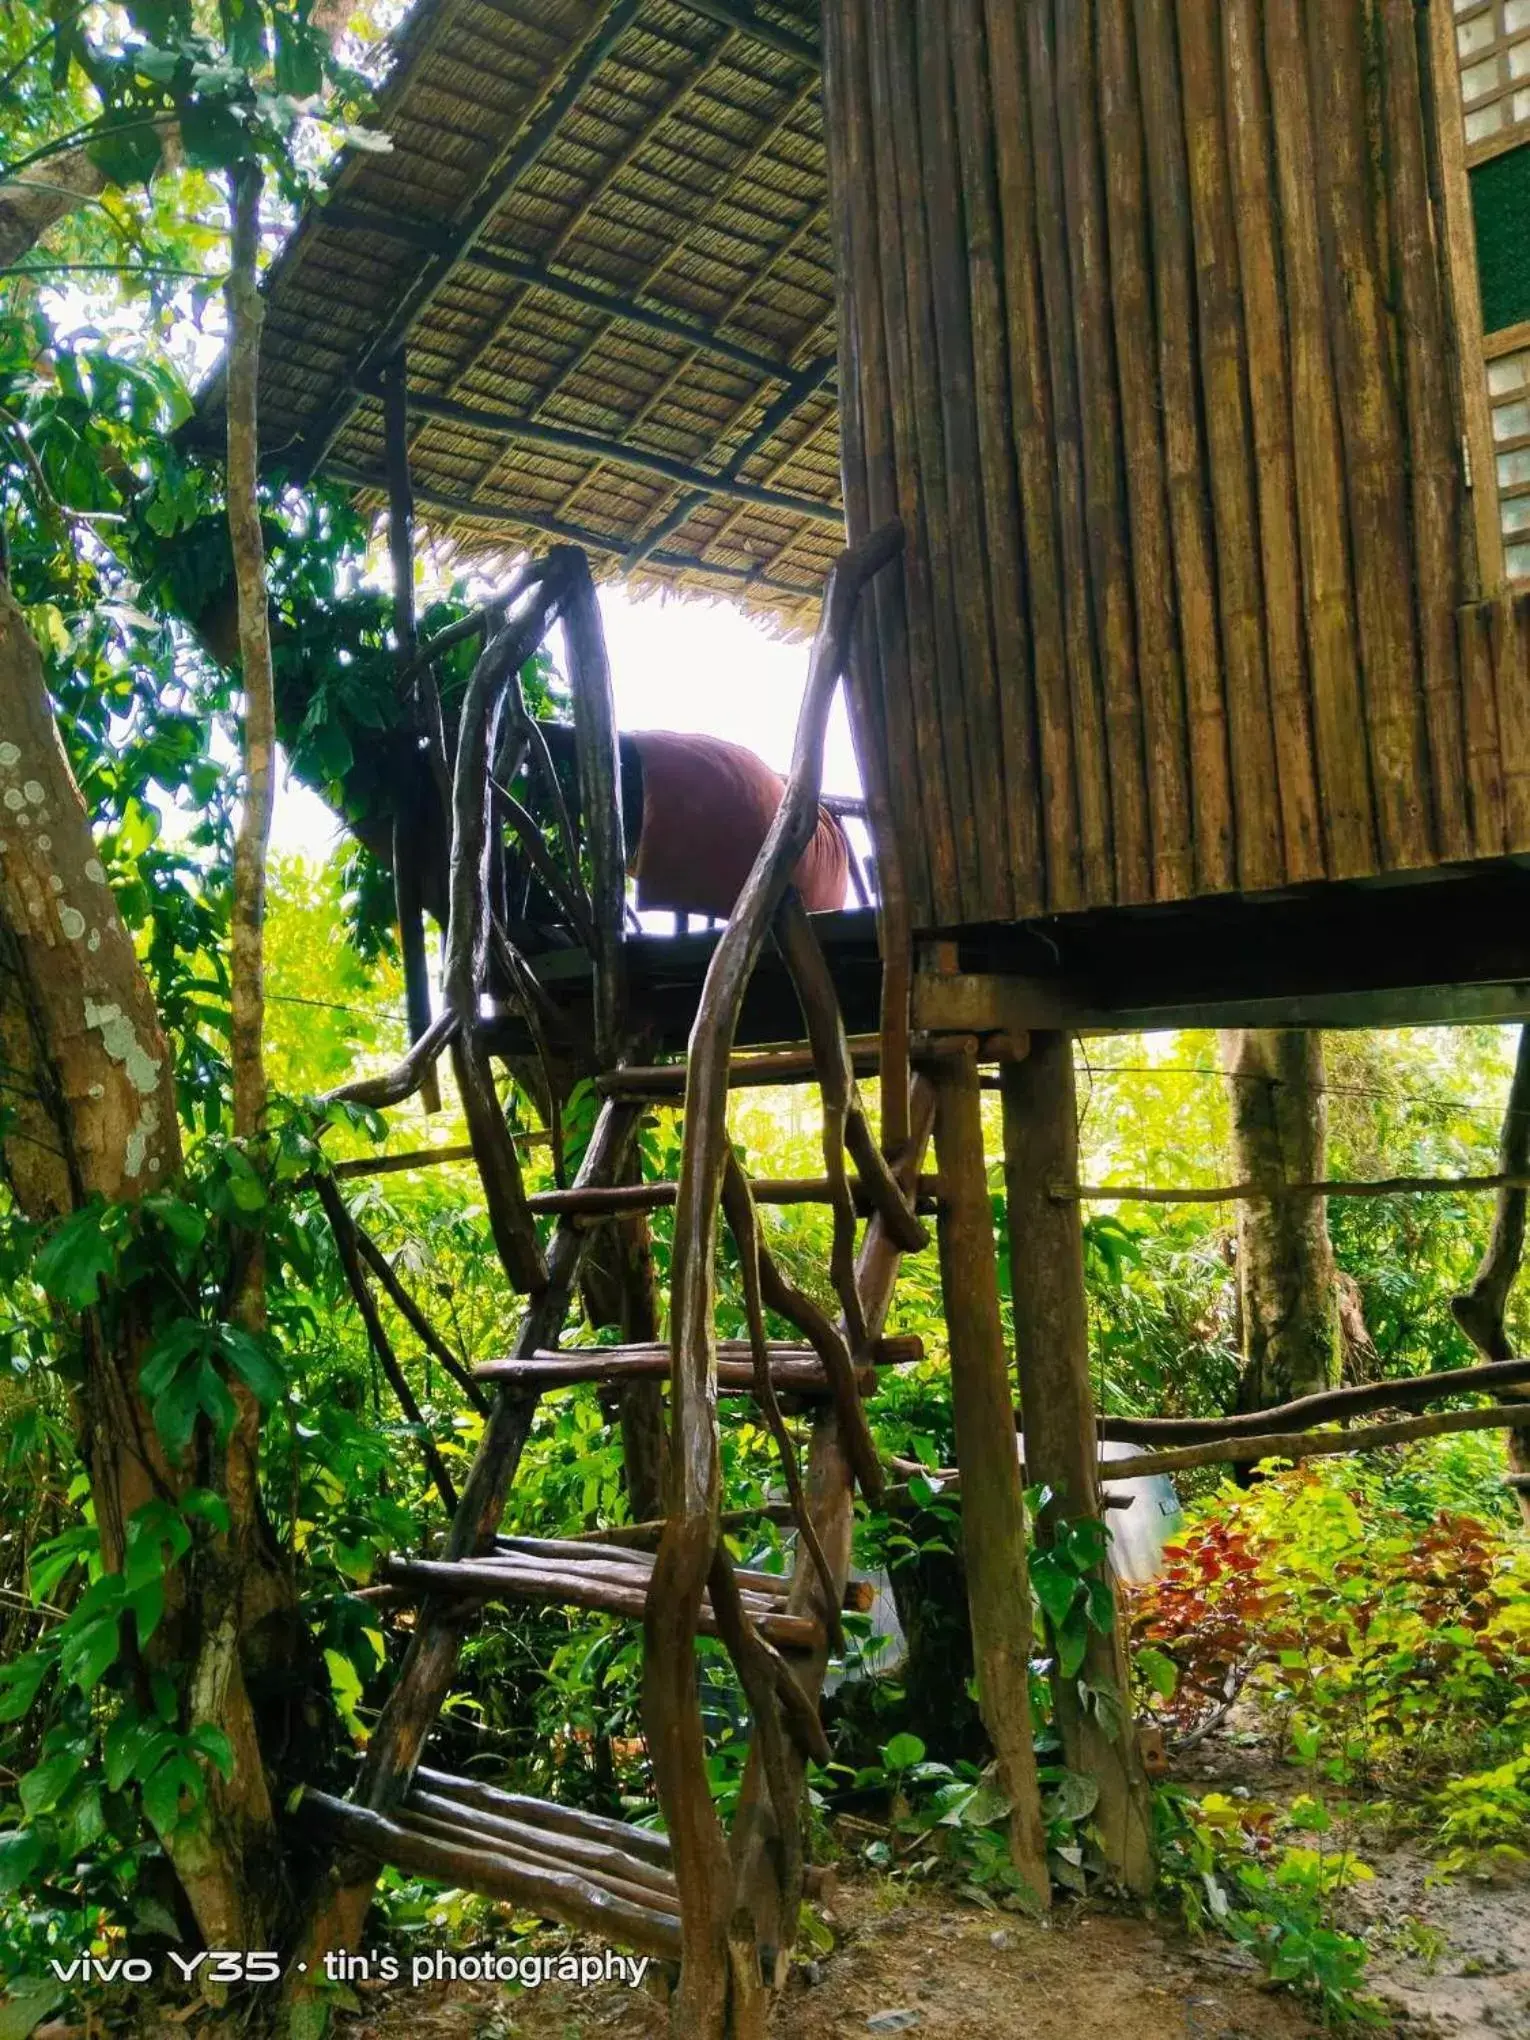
243,0,842,628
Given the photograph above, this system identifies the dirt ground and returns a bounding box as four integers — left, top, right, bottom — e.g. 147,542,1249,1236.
337,1723,1530,2040
356,1878,1321,2040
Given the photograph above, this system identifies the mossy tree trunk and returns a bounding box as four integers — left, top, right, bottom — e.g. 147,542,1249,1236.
1219,1029,1341,1409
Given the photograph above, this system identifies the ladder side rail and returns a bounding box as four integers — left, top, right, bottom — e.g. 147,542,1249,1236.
644,521,902,2033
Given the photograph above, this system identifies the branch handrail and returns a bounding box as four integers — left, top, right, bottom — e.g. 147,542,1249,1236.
642,519,902,2026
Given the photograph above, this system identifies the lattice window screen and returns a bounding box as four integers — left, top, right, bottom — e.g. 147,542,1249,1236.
1456,0,1530,161
1489,342,1530,580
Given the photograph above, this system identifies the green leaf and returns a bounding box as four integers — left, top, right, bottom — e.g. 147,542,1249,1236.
0,1829,43,1896
1137,1646,1178,1700
218,1325,284,1403
141,1753,201,1835
1055,1610,1089,1681
19,1749,83,1817
1044,1769,1099,1825
34,1207,115,1310
86,111,165,189
1030,1554,1081,1630
62,1615,121,1695
187,1724,233,1780
0,1972,65,2040
104,1716,156,1793
881,1732,926,1774
0,1654,52,1725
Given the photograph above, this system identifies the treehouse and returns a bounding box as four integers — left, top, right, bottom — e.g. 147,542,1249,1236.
199,3,1530,2032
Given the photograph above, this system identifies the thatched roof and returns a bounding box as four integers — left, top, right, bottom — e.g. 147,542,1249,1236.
218,0,841,629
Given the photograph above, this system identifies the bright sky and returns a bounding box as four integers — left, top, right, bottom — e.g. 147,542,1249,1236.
271,583,864,861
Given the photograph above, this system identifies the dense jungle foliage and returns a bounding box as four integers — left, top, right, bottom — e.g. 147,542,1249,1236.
0,3,1527,2033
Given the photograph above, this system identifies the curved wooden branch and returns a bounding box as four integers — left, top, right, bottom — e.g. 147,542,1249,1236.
774,896,926,1345
1096,1354,1530,1444
726,1149,885,1503
315,1177,459,1514
1102,1402,1530,1480
321,1014,459,1112
720,1164,843,1651
352,1225,489,1416
644,521,902,2028
706,1547,803,1927
443,584,577,1297
490,775,597,948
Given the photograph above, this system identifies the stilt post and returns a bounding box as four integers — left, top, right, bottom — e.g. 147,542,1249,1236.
930,1045,1049,1906
385,344,441,1113
999,1032,1154,1894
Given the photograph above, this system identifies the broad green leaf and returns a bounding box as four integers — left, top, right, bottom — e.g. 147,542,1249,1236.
881,1732,926,1774
0,1829,43,1895
19,1749,83,1816
34,1208,114,1310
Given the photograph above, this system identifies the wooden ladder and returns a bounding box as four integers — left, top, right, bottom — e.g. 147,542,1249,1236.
303,527,913,2024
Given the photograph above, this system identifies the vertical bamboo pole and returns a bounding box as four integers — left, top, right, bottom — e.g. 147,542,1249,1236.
916,1,1017,924
931,1049,1050,1907
1025,0,1115,905
1000,1034,1155,1896
1129,0,1235,896
984,0,1085,914
1303,0,1433,872
825,0,921,1149
1221,0,1326,885
1095,0,1193,904
1379,0,1470,864
1054,0,1152,906
1425,0,1503,601
385,346,441,1116
950,0,1047,917
1261,0,1377,881
1494,591,1530,849
1173,0,1284,894
881,0,983,916
1460,599,1508,859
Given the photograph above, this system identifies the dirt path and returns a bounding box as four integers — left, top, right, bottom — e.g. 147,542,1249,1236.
358,1879,1320,2040
1352,1846,1530,2038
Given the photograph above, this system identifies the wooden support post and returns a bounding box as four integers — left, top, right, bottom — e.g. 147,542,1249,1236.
385,346,440,1114
999,1032,1154,1895
930,1048,1048,1907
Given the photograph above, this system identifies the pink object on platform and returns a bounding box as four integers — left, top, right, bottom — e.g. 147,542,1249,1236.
629,730,849,919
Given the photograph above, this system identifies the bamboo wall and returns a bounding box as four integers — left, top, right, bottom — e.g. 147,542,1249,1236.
824,0,1530,931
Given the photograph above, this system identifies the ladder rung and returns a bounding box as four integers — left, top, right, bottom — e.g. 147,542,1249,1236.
525,1175,939,1218
412,1766,671,1865
379,1549,824,1652
473,1335,923,1390
597,1042,883,1099
303,1790,680,1958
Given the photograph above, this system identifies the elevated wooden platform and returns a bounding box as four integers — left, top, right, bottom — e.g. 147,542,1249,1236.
494,861,1530,1059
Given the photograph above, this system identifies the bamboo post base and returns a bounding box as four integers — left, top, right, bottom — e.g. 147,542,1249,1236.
931,1047,1049,1905
999,1032,1154,1897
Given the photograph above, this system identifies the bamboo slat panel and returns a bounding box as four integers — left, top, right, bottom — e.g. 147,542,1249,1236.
826,0,1528,929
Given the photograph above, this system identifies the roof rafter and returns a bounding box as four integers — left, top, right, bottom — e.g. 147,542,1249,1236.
318,201,801,383
360,380,841,521
324,457,822,603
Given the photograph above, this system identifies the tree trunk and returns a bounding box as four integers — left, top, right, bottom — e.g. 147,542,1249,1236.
1219,1029,1340,1408
0,579,279,1945
1452,1025,1530,1526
